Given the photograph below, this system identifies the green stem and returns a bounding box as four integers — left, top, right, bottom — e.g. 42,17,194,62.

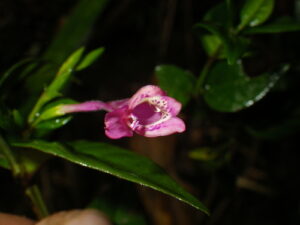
0,134,21,176
0,135,49,219
26,185,49,219
195,47,221,95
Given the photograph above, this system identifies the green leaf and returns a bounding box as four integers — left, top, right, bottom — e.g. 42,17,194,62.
28,48,84,124
0,154,10,170
155,65,196,106
203,61,289,112
243,17,300,34
200,34,226,58
76,47,105,71
238,0,274,29
32,99,76,136
195,23,249,65
12,140,209,214
25,0,109,94
0,58,34,88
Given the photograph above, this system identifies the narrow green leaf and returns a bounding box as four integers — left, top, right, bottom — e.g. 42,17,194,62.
32,99,75,137
155,65,196,106
56,48,84,76
12,140,209,214
28,48,83,124
203,61,289,112
243,17,300,34
0,154,10,170
76,47,105,71
238,0,274,29
0,58,33,88
25,0,109,94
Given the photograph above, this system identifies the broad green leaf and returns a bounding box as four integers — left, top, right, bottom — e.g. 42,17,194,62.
155,65,196,106
203,61,288,112
243,17,300,34
76,47,105,71
12,140,209,214
25,0,109,94
226,36,250,65
238,0,274,30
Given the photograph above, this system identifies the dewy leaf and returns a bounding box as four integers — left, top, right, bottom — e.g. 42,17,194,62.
155,65,196,106
243,17,300,34
76,47,105,71
12,140,209,214
28,48,84,124
203,61,289,112
49,47,85,93
239,0,274,29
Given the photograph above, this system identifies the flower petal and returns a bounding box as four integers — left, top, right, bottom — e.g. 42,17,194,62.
134,117,186,137
128,85,166,109
60,101,114,113
104,107,133,139
148,96,182,116
106,98,129,110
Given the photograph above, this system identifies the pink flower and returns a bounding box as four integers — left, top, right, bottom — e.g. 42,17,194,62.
59,85,185,139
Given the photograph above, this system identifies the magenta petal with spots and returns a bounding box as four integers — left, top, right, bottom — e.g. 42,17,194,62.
134,117,186,137
128,85,166,109
104,107,133,139
56,85,185,139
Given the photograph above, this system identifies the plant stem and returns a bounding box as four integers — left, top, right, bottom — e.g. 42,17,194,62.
0,134,49,219
195,47,221,95
26,185,49,219
0,134,21,176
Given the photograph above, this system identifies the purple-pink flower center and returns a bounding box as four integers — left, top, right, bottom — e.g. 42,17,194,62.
132,101,162,125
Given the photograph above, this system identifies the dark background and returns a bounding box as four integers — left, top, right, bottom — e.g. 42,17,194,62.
0,0,299,225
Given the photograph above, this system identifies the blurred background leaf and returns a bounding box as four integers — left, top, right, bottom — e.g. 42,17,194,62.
155,65,196,106
203,61,288,112
238,0,274,30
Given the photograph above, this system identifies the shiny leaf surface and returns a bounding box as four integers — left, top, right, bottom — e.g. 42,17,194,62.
203,61,288,112
239,0,274,29
12,140,209,214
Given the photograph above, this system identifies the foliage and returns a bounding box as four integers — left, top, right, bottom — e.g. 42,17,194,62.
1,0,300,224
